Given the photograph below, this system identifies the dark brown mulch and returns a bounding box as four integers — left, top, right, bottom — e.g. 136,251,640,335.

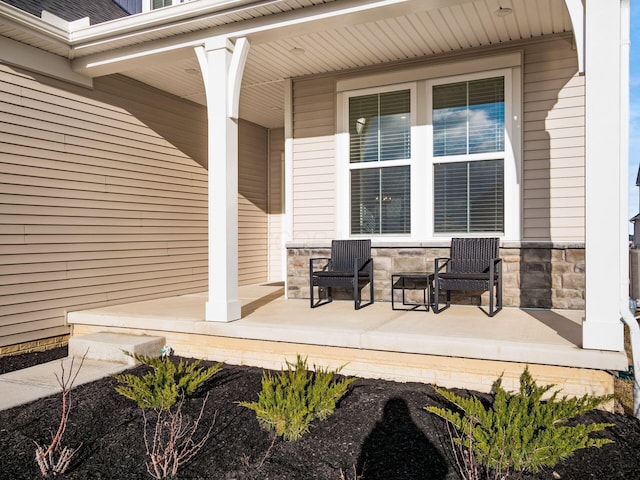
1,348,640,480
0,346,68,374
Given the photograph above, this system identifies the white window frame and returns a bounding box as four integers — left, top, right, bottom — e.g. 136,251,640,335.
340,83,417,240
426,68,518,239
142,0,192,12
336,54,521,242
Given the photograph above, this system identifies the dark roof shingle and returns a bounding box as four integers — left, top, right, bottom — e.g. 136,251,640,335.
3,0,130,25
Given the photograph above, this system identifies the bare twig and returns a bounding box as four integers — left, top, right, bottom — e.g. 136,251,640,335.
142,392,216,479
258,431,278,469
34,352,87,477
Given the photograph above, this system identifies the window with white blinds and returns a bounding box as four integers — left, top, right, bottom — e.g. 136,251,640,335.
433,77,504,157
340,64,516,240
434,159,504,233
432,76,505,234
351,166,411,234
348,90,411,235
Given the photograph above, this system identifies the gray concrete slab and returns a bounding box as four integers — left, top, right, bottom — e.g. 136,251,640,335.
66,285,628,372
0,357,131,411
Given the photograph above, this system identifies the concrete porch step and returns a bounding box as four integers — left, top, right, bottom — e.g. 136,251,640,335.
68,332,166,365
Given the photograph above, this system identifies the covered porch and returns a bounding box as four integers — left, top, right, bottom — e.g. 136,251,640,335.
67,283,628,398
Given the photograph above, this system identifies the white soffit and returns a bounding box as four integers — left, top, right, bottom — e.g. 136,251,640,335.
0,0,573,129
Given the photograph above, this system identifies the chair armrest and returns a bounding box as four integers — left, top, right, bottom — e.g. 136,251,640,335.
489,257,502,278
355,257,373,273
310,257,331,272
434,257,450,273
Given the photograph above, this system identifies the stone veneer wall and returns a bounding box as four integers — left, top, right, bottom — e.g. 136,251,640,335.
287,243,585,309
0,334,69,358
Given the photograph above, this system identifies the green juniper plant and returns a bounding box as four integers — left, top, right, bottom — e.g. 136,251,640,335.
426,367,614,479
113,352,222,479
113,351,222,409
239,355,355,442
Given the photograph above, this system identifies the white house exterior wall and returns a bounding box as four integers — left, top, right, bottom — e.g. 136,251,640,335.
523,37,585,242
0,64,209,347
238,119,268,286
291,76,337,242
268,127,284,282
290,35,585,243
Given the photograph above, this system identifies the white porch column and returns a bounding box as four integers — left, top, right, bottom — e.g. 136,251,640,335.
582,0,626,350
196,37,247,322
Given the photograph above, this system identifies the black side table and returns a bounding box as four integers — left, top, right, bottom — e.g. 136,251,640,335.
391,273,434,311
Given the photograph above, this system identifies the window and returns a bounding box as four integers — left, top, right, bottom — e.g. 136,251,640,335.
348,89,411,235
432,77,505,234
338,58,519,241
434,159,504,233
149,0,191,10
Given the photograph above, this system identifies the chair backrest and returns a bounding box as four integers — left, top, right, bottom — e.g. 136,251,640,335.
448,237,500,273
331,239,371,271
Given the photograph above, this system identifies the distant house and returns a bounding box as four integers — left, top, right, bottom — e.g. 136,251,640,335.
631,166,640,248
0,0,631,394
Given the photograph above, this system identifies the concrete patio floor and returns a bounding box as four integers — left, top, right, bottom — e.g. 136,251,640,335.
67,283,627,373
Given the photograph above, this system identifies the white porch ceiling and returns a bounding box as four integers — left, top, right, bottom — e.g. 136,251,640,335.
119,0,572,129
1,0,573,129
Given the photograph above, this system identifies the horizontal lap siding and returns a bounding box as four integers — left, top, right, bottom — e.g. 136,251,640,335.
522,38,584,241
238,120,268,285
268,128,284,282
0,65,208,347
292,77,337,241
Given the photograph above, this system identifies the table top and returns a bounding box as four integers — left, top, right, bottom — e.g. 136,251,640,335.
392,272,433,278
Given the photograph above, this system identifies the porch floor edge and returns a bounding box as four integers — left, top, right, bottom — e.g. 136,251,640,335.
66,287,628,373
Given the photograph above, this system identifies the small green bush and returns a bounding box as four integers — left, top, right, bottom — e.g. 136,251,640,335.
113,352,222,409
426,367,614,476
239,355,355,441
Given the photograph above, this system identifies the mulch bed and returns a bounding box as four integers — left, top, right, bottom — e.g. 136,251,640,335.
1,348,640,480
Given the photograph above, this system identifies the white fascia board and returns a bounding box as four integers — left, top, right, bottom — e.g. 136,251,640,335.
0,36,92,88
0,2,70,45
69,0,258,43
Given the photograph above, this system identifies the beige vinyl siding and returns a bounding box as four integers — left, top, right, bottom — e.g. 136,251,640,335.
238,119,268,285
0,64,208,347
268,128,284,282
290,35,584,244
522,37,584,241
292,77,337,241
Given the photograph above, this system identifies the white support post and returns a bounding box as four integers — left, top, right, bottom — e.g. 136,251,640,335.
582,0,625,350
196,37,244,322
564,0,585,74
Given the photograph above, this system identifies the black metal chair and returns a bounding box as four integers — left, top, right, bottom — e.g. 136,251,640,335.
309,239,374,310
433,237,502,316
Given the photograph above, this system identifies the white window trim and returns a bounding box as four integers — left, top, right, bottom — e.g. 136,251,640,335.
336,57,522,242
338,83,417,241
426,68,519,240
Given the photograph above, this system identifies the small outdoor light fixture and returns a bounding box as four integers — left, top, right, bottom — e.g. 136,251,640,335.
494,5,513,17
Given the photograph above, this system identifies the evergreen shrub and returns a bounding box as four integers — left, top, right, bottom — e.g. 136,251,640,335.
113,351,222,409
426,367,614,477
239,355,355,441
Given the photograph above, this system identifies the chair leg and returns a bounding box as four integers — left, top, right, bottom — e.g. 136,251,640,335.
310,282,314,308
370,277,374,306
489,284,495,317
354,284,359,310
